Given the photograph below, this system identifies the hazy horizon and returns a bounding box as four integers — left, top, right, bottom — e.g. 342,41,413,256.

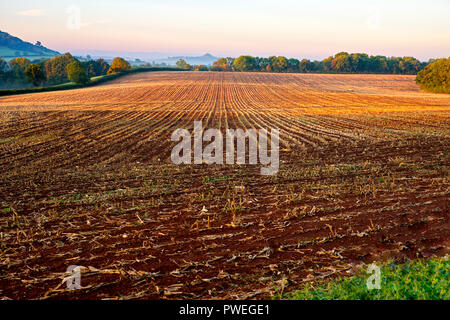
1,0,450,61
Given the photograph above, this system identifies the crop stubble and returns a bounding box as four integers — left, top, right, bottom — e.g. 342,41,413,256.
0,72,449,299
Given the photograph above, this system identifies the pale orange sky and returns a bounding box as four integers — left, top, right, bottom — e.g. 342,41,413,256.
1,0,449,60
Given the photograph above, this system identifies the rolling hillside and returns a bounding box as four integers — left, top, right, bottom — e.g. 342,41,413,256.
0,30,60,60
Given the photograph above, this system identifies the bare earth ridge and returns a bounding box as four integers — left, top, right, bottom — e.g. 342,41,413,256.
0,72,449,299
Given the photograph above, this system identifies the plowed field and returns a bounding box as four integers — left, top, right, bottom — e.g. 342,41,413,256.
0,72,449,299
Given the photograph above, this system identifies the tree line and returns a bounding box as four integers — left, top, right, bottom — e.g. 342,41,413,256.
176,52,429,75
2,51,446,92
0,53,131,88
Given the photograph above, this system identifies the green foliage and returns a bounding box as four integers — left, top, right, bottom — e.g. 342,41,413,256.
0,57,7,71
194,64,209,71
416,57,450,93
44,53,77,84
107,57,131,74
226,57,235,71
0,57,8,82
350,53,370,72
399,56,422,74
211,57,233,71
331,52,352,72
257,57,270,72
287,58,300,72
234,55,257,71
67,61,89,84
213,53,428,75
299,59,315,73
0,67,181,96
8,57,30,70
175,58,191,70
279,258,449,300
0,31,59,57
82,58,110,77
24,64,45,86
269,56,288,72
8,57,30,82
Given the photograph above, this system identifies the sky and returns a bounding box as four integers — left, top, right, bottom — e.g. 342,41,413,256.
1,0,449,61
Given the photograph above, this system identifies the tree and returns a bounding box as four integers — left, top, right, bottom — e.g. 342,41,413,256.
277,56,289,72
194,64,209,71
369,55,388,73
67,61,90,84
44,53,77,84
83,58,110,77
312,60,324,72
258,57,270,72
176,59,191,70
331,52,352,73
416,57,450,93
8,57,30,82
233,56,257,72
107,57,131,74
287,58,300,73
211,58,231,71
0,57,7,71
399,57,422,75
350,53,369,73
24,64,45,86
96,59,110,75
9,57,31,70
322,56,333,72
269,56,288,72
0,57,8,83
226,57,235,71
299,59,314,73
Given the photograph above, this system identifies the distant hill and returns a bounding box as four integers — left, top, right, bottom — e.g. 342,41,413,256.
65,51,220,66
0,31,60,60
156,53,219,66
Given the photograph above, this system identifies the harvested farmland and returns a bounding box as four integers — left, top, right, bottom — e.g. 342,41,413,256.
0,71,449,299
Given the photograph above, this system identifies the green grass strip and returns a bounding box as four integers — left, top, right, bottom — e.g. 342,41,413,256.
278,257,449,300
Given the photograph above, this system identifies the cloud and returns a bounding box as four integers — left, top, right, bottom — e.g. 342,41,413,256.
17,9,46,17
